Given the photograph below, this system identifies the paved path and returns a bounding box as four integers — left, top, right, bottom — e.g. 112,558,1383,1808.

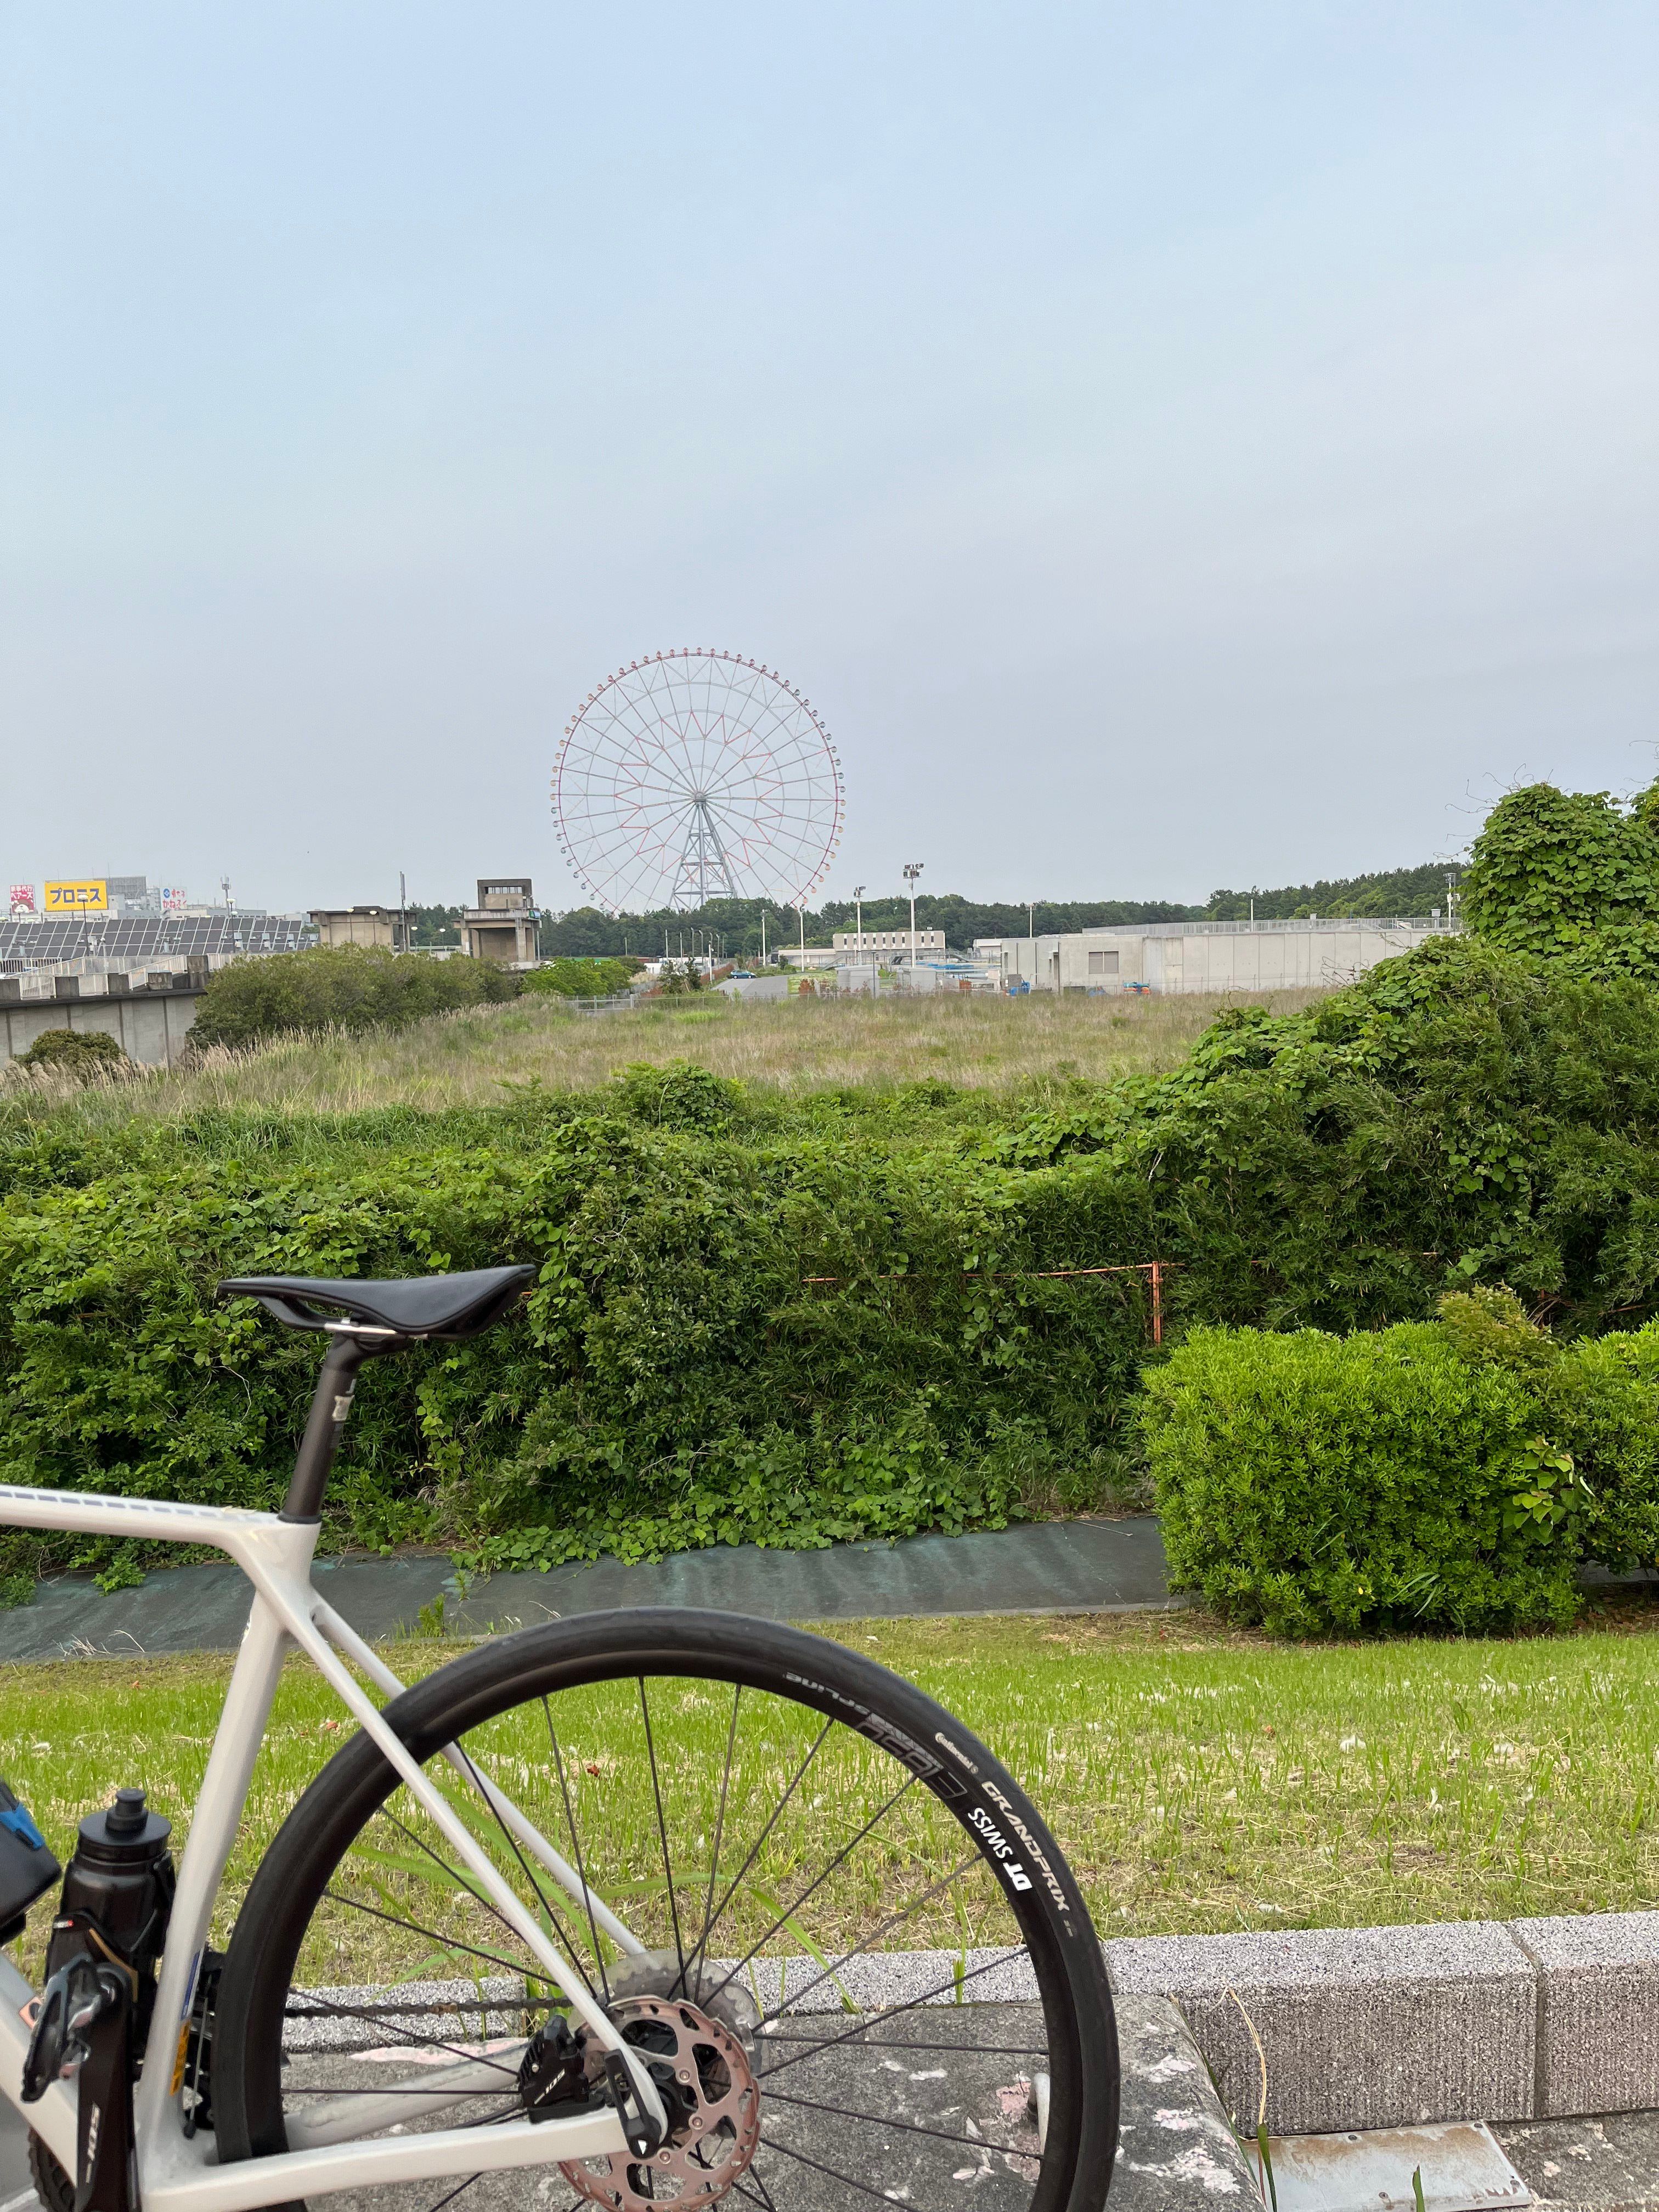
0,1515,1177,1664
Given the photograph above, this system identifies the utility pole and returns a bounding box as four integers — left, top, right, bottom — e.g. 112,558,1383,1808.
760,908,767,967
904,862,923,989
399,870,408,953
1027,901,1035,992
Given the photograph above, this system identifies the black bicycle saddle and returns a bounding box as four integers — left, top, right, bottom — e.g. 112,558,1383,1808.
217,1265,535,1342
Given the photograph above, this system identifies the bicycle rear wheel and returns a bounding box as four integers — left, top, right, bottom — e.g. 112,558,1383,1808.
215,1610,1118,2211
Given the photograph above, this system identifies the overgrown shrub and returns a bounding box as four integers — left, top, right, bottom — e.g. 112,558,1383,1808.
1143,1321,1585,1636
0,1068,1153,1585
989,933,1659,1334
13,1030,131,1082
189,947,518,1048
1460,780,1659,980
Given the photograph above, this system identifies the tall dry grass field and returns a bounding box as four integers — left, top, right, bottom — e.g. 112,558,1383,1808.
3,986,1328,1126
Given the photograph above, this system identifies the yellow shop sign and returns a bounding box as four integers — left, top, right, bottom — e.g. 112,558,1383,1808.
42,879,108,912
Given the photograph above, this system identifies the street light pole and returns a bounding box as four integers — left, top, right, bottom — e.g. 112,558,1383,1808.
903,863,923,988
1028,901,1035,992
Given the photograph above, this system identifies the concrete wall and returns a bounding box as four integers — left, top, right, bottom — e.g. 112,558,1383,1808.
0,983,205,1067
980,918,1456,994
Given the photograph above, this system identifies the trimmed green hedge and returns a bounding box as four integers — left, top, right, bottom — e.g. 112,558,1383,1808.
1143,1294,1659,1636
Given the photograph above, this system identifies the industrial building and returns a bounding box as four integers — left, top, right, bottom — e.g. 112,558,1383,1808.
462,879,538,966
975,915,1458,994
310,905,413,952
831,928,946,958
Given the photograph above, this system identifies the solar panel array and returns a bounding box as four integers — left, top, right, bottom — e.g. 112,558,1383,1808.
0,916,315,962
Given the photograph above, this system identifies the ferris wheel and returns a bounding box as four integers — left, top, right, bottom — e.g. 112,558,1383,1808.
552,648,844,913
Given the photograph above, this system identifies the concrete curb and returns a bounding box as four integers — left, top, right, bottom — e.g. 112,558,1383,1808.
278,1914,1659,2136
1105,1912,1659,2136
724,1912,1659,2136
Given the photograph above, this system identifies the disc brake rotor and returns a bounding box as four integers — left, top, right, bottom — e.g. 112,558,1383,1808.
560,1957,761,2209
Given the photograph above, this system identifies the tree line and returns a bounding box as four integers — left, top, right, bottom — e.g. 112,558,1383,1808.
535,861,1458,957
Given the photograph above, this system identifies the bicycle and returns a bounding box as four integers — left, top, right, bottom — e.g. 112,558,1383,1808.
0,1265,1120,2212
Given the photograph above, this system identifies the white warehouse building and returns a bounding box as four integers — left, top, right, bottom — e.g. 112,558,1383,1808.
975,915,1458,995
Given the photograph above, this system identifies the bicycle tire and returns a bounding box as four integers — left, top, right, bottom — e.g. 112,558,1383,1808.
215,1609,1119,2211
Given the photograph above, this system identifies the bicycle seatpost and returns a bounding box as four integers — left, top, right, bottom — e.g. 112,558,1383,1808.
281,1334,387,1522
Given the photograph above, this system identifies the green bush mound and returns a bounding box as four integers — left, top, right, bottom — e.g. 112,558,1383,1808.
1144,1289,1659,1636
13,1030,131,1082
189,946,518,1048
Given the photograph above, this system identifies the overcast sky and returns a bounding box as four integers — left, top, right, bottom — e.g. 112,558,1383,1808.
3,3,1655,913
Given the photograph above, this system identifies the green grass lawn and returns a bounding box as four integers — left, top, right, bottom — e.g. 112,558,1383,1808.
8,1602,1659,1980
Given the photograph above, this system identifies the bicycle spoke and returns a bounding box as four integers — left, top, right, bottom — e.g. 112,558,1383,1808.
676,1682,742,1997
281,1990,523,2075
279,2084,523,2098
320,1886,545,1989
422,2175,483,2212
758,1944,1036,2080
445,1734,602,2006
765,2081,1014,2153
695,1716,834,1963
370,1802,537,1955
760,2032,1048,2056
750,1849,981,2027
702,1771,918,2005
544,1696,610,2005
759,2130,947,2212
637,1676,686,1980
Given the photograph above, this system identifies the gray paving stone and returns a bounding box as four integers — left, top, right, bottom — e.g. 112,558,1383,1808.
1107,1921,1537,2135
1496,2108,1659,2209
1511,1913,1659,2119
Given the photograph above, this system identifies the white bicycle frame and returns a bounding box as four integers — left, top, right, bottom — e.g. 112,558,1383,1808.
0,1481,667,2212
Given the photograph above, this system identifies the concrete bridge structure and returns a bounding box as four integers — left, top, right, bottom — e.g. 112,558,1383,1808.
0,965,208,1067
